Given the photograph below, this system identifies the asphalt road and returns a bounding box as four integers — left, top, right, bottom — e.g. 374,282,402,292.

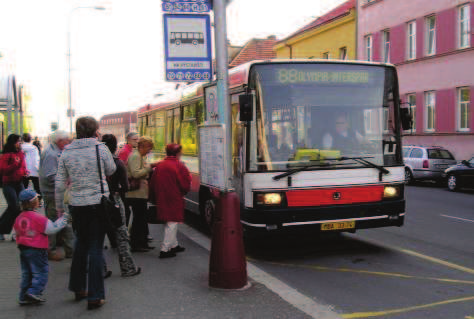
239,184,474,319
181,183,474,319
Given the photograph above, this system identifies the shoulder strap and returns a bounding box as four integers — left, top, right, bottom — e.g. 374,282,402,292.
96,145,104,195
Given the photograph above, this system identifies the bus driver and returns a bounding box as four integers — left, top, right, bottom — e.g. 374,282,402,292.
322,113,364,153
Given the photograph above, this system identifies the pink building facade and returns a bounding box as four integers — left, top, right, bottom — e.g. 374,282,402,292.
357,0,474,160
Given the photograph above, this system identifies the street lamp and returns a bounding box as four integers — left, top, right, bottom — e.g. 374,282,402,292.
67,6,106,136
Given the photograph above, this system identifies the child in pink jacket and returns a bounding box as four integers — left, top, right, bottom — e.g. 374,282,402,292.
13,189,70,305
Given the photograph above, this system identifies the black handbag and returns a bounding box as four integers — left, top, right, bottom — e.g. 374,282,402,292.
96,145,123,230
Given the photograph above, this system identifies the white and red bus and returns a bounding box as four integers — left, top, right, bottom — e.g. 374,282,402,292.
138,60,411,237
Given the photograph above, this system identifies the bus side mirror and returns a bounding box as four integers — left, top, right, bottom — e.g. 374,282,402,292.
400,108,412,130
239,94,254,122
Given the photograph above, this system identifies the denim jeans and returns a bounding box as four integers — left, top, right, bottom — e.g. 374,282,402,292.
19,248,49,301
68,205,106,301
0,182,24,234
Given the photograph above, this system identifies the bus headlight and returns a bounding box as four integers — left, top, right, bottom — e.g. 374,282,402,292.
383,186,400,199
255,193,283,206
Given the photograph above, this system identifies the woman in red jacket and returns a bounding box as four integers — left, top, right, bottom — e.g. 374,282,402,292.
149,144,191,259
0,134,28,240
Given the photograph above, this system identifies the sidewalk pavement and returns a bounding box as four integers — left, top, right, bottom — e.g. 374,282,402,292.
0,190,341,319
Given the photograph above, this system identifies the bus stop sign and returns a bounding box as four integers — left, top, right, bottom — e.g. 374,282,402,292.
163,14,212,82
162,0,212,13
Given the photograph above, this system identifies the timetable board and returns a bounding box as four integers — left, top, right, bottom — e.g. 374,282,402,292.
199,125,226,190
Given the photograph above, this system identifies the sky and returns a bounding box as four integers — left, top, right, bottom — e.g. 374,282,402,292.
0,0,346,136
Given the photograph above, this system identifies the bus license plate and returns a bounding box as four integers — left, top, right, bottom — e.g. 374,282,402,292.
321,221,355,231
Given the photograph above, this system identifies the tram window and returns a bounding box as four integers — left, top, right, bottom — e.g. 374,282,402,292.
176,33,181,38
182,33,187,39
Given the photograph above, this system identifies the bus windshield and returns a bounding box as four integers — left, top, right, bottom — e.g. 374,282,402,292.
249,63,401,171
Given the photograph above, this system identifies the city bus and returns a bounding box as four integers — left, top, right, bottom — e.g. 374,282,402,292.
138,60,411,237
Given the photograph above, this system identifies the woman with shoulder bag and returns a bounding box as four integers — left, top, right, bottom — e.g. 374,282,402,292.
55,117,116,310
102,134,141,277
126,136,154,252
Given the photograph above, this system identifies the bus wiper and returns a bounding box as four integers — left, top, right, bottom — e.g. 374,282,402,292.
338,156,389,181
273,163,325,181
272,160,343,181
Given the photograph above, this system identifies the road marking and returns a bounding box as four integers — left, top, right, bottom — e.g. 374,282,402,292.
341,296,474,318
396,247,474,275
440,214,474,223
179,224,342,319
255,260,474,285
348,235,474,275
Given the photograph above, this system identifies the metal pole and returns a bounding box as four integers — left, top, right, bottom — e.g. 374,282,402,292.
67,12,73,136
213,0,232,191
6,76,11,135
67,6,106,137
12,77,20,134
19,85,24,135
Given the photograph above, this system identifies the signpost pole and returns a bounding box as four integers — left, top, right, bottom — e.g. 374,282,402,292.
208,0,248,290
214,0,231,190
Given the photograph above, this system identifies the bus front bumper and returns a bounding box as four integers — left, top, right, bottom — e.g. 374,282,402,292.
240,200,405,236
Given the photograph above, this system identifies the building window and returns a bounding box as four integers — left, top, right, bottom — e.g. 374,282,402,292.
407,21,416,60
426,16,436,56
382,30,390,63
424,91,435,132
339,47,347,60
407,94,416,132
459,4,471,48
365,35,373,61
458,87,470,131
322,52,329,59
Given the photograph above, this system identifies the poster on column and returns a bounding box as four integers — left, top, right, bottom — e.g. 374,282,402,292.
199,125,226,190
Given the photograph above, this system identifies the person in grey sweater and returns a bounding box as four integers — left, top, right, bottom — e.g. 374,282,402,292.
38,130,74,261
55,116,116,310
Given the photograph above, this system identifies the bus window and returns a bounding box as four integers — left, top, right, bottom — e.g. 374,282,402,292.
181,104,197,155
166,110,174,144
173,108,180,144
155,111,166,153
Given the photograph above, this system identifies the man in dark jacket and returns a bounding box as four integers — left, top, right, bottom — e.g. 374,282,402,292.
149,144,191,259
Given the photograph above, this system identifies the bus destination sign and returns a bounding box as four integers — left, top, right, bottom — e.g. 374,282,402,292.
162,0,212,13
163,14,212,82
277,69,369,84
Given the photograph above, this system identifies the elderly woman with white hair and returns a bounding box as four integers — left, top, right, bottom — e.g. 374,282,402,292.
39,130,74,261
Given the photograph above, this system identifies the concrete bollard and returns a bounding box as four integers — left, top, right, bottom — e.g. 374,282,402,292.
209,191,247,289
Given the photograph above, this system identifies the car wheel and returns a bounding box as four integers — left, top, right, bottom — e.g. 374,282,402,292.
447,175,459,192
405,168,414,185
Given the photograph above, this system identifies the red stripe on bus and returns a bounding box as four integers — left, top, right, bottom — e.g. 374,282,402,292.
286,185,384,207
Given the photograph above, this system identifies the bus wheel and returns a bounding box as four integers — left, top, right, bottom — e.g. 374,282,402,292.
175,40,181,45
192,40,198,45
202,197,216,232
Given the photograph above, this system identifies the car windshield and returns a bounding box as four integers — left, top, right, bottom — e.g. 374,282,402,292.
249,63,402,171
428,149,454,160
